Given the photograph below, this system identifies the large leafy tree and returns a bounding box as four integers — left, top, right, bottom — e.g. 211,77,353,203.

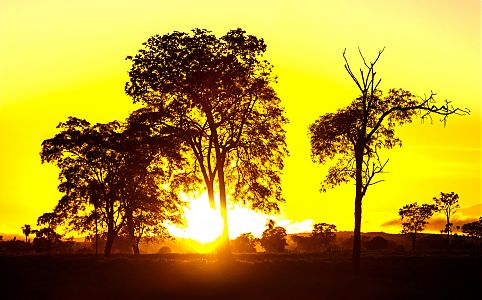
41,117,121,255
399,202,437,251
125,28,288,255
433,192,460,250
309,48,469,274
112,111,186,254
40,116,183,255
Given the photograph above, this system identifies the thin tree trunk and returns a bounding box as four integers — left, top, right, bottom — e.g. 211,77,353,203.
446,216,451,251
104,215,115,256
217,156,231,259
353,149,363,275
207,183,216,209
132,242,140,255
94,206,98,255
412,231,416,251
125,208,139,256
104,233,115,257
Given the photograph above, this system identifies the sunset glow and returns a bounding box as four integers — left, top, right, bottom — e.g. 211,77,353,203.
167,193,316,244
0,0,480,239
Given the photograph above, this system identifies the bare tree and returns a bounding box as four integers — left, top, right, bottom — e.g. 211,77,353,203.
309,48,469,274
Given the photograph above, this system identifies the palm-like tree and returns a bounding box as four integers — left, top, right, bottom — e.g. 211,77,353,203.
21,224,31,243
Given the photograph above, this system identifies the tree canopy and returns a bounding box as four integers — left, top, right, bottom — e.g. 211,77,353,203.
399,202,437,250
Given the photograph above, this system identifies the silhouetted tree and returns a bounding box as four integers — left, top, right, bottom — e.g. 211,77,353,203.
399,203,437,251
41,118,124,255
232,232,258,253
309,48,469,274
292,222,337,252
21,224,31,243
311,223,337,250
461,217,482,252
113,112,185,255
41,117,184,256
434,192,460,250
260,220,287,253
126,28,288,256
32,212,62,253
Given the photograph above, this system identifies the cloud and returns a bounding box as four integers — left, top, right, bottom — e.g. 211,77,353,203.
381,219,401,227
458,203,482,217
382,215,481,233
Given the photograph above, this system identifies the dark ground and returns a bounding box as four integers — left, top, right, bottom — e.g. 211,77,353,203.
1,253,481,300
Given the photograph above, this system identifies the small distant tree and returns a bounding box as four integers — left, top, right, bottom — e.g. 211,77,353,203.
32,213,62,253
461,217,482,252
21,224,31,243
399,202,437,251
232,232,258,253
311,223,337,250
260,220,287,253
433,192,460,249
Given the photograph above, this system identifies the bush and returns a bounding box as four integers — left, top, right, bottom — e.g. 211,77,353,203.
232,233,258,253
261,226,287,253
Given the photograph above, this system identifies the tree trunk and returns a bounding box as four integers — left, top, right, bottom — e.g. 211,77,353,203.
446,216,451,251
207,183,216,209
217,156,231,259
94,206,98,255
353,149,363,275
132,241,140,255
104,217,115,257
412,231,416,251
104,233,115,257
125,208,139,256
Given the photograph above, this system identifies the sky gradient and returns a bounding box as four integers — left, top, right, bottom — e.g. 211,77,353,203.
0,0,480,237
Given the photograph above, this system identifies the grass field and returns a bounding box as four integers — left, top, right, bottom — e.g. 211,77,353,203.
1,253,481,299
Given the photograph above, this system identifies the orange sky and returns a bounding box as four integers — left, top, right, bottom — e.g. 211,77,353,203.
0,0,480,238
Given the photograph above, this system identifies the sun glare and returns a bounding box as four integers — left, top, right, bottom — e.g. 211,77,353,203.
168,194,224,243
167,192,316,246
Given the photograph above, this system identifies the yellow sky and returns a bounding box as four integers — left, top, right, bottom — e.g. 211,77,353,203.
0,0,480,236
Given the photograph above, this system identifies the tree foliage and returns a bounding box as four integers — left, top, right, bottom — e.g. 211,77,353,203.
260,220,287,253
231,232,258,253
399,202,437,250
311,223,337,247
293,222,337,252
462,217,482,251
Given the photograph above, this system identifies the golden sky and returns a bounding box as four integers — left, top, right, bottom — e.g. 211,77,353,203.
0,0,480,237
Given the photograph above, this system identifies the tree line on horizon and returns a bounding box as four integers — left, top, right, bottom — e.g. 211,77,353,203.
16,28,475,274
8,213,482,255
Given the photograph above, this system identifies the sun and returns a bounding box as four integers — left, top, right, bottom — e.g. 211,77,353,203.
167,192,269,244
167,194,224,243
167,192,315,246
